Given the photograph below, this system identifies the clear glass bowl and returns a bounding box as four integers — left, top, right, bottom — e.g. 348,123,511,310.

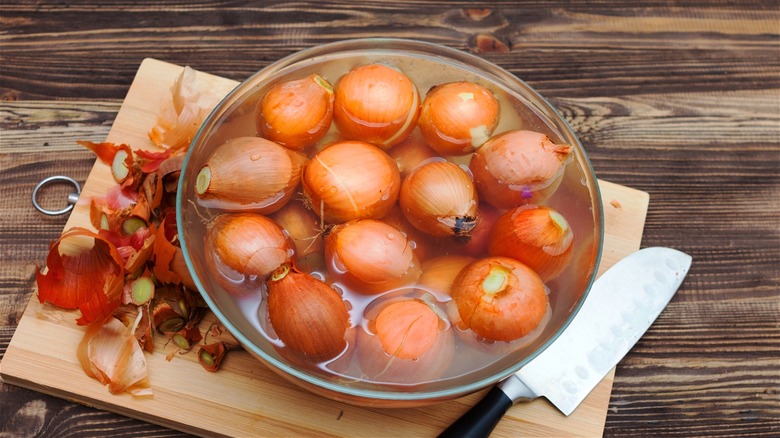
177,38,604,407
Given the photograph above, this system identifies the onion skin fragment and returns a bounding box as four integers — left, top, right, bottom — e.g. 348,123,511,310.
36,227,126,326
451,257,549,342
77,316,152,396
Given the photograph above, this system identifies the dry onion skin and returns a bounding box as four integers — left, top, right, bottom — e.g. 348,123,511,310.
333,63,421,149
418,81,500,156
399,159,479,237
469,130,572,209
451,257,549,342
195,136,306,213
256,74,334,150
302,141,401,223
488,205,574,282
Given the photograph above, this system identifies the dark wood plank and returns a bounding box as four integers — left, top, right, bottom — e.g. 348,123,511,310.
1,1,778,436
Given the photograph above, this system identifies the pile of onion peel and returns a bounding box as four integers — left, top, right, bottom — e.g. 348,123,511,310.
35,66,235,396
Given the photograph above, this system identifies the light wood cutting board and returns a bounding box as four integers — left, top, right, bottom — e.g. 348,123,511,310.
0,58,650,437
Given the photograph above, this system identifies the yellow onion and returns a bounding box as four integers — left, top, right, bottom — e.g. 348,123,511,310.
205,213,294,295
267,263,350,360
469,130,572,209
302,141,400,223
269,199,323,258
195,137,306,214
418,81,500,156
357,299,454,384
386,131,438,176
400,159,479,237
333,63,420,149
325,219,421,294
415,255,475,300
451,257,549,342
488,205,574,282
256,74,334,150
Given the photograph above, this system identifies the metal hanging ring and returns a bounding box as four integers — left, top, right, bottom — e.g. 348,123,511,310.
32,175,81,216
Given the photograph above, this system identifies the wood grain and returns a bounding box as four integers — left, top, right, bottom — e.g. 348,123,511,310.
1,1,778,437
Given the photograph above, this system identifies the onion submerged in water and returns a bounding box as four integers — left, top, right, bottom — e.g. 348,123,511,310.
418,81,500,156
358,298,454,384
333,63,420,149
488,205,574,282
469,130,572,209
325,219,421,294
205,213,294,295
256,74,334,151
451,257,549,342
399,160,479,238
195,137,306,213
267,264,351,361
302,141,401,224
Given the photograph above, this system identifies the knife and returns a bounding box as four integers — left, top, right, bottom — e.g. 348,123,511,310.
438,246,692,438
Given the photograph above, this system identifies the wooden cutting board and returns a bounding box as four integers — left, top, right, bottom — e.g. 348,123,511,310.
0,58,650,437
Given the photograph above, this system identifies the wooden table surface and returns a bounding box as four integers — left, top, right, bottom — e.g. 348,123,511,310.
1,1,778,437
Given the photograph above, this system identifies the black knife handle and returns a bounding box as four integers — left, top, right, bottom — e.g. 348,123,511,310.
438,386,513,438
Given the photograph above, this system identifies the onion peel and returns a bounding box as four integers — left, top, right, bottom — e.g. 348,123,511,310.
36,227,125,326
76,314,152,396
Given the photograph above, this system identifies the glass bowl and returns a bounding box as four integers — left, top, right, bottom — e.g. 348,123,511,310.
177,38,603,407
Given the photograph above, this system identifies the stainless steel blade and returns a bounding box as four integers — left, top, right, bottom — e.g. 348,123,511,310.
499,246,692,415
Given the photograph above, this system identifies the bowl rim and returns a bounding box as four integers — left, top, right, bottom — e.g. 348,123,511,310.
177,37,605,402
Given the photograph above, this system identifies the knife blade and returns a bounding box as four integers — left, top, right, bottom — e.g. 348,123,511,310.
438,246,692,438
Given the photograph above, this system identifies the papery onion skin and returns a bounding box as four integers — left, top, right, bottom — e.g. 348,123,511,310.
205,213,295,289
267,264,351,360
418,81,500,156
302,141,400,224
325,219,421,294
451,257,549,342
36,227,125,326
488,205,574,282
333,63,421,149
450,201,502,257
400,160,479,237
195,137,306,214
357,299,454,384
256,74,334,150
469,130,572,209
